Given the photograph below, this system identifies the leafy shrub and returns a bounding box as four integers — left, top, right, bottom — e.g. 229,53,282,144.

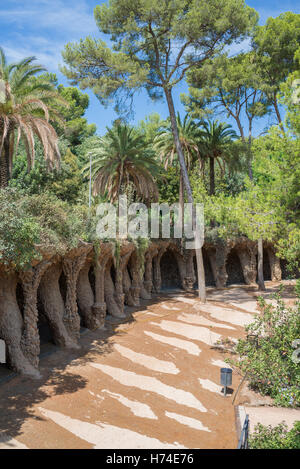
249,421,300,449
229,286,300,407
0,188,96,270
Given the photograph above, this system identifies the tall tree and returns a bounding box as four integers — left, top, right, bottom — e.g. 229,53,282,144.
84,123,160,204
61,0,257,301
253,12,300,130
0,49,62,188
183,52,269,179
154,113,201,212
198,120,238,196
31,73,97,149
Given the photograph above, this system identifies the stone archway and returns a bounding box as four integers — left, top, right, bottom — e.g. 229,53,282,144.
193,250,215,287
226,249,245,285
160,249,181,290
263,249,271,281
36,298,55,346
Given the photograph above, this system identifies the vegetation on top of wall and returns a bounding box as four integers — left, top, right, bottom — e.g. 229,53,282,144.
0,188,96,270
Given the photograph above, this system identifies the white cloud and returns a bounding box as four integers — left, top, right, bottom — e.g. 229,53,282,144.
0,0,98,36
0,0,99,72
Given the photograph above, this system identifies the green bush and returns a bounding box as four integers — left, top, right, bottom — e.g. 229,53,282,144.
249,421,300,449
229,286,300,407
0,188,96,270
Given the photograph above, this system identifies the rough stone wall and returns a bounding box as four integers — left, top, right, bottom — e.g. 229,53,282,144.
0,238,283,378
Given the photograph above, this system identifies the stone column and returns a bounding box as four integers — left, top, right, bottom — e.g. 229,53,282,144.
183,250,195,291
104,260,125,318
77,261,99,330
215,243,229,288
93,244,114,328
128,251,142,306
152,244,168,293
123,267,135,306
63,249,88,341
267,247,282,281
0,269,40,378
143,246,158,296
19,259,51,369
39,261,78,349
237,245,257,285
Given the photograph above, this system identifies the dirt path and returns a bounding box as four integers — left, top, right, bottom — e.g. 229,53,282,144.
0,284,292,449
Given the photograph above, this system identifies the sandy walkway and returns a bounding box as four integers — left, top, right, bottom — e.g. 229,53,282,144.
0,283,292,449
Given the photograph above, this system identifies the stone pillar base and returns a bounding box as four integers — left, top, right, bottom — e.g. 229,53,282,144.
130,286,141,306
91,302,107,329
183,276,194,292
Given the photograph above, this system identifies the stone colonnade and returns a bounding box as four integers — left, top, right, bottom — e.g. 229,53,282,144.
0,238,283,377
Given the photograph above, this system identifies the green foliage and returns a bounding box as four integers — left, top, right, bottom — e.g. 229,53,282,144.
229,291,300,407
252,127,300,224
56,84,96,147
158,167,180,205
277,228,300,273
137,113,166,145
279,47,300,137
0,191,41,270
10,147,85,205
33,73,97,149
134,237,150,276
0,188,96,270
61,0,257,113
249,421,300,449
83,123,161,204
0,48,62,187
154,113,202,171
253,12,300,124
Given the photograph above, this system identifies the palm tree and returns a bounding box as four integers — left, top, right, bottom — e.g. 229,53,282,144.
85,124,160,205
154,113,201,214
198,120,238,196
0,48,63,188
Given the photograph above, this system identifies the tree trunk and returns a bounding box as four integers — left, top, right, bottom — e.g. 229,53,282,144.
273,95,285,134
209,156,215,196
0,135,10,188
164,87,206,302
257,238,266,291
179,171,184,247
248,122,254,181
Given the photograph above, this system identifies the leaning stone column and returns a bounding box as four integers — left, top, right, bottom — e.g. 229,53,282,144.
39,261,78,349
0,269,40,378
205,248,218,286
92,243,114,328
152,244,168,293
19,259,51,369
123,267,135,306
237,245,257,285
128,251,142,306
143,246,158,296
183,250,195,291
104,260,125,318
215,243,229,288
62,247,89,341
267,247,282,281
115,243,134,311
77,261,98,330
171,246,186,289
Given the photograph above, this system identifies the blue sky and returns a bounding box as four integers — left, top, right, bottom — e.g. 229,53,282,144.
0,0,299,136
